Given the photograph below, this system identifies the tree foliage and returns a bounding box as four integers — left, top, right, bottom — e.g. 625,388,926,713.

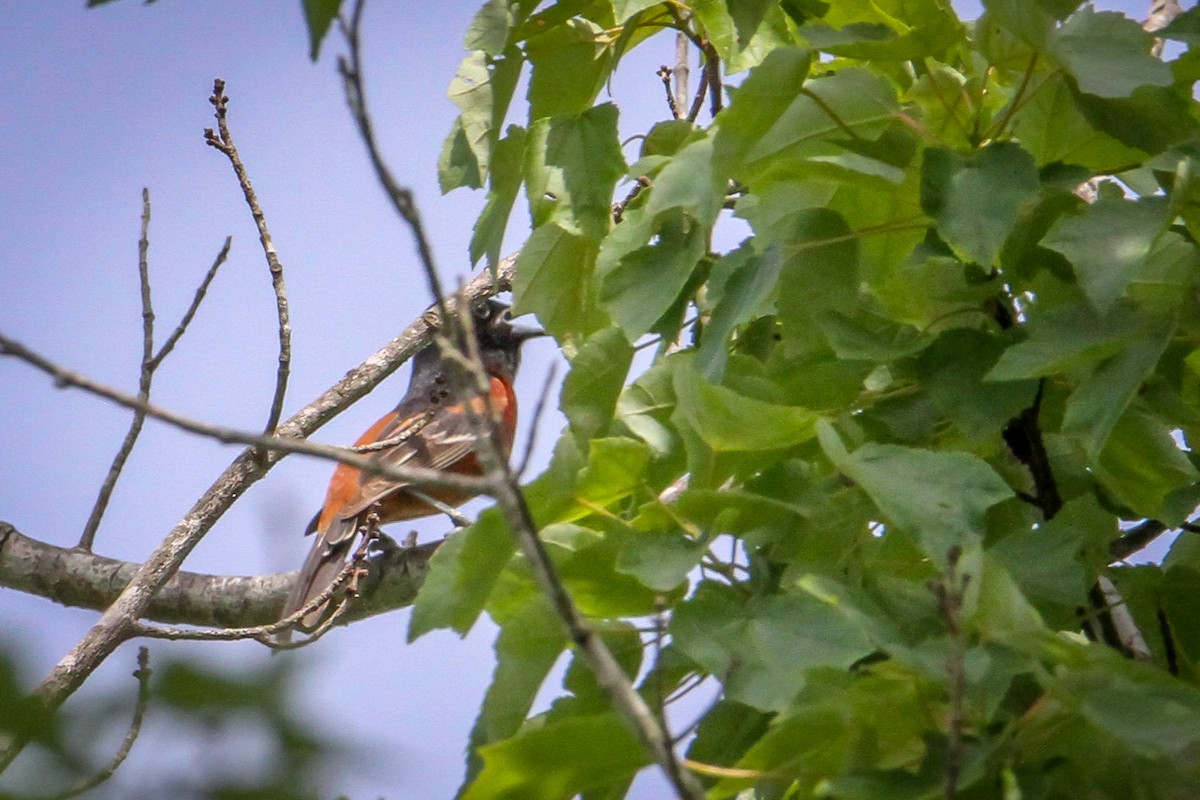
346,0,1200,796
25,0,1200,797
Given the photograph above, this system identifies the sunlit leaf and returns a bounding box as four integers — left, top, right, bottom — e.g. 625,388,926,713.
920,142,1040,268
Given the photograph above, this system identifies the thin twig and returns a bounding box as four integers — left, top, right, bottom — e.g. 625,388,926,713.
351,410,433,453
78,191,156,552
30,648,152,800
657,65,681,119
0,333,489,496
984,52,1038,142
204,79,292,444
405,487,474,528
517,362,558,478
686,68,709,123
443,296,705,800
930,547,968,800
337,0,449,322
703,41,722,116
149,236,232,370
80,218,232,552
130,522,378,646
612,176,652,224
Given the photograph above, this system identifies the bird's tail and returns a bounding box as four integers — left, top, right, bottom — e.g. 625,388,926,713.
275,516,358,643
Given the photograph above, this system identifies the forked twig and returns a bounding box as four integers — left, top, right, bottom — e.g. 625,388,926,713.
204,78,293,443
79,197,232,551
30,648,152,800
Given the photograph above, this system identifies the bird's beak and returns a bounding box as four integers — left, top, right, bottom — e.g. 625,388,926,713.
511,324,547,342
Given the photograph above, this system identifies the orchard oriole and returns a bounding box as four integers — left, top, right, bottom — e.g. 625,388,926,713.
279,299,542,635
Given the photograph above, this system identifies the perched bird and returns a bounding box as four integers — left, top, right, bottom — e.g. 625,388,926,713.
278,299,542,635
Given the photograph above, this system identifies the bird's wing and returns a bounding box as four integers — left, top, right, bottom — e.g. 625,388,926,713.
331,393,482,524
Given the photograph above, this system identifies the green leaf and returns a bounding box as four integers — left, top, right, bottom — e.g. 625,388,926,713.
525,104,626,240
1062,315,1175,458
1074,85,1200,156
557,534,668,617
673,357,819,452
714,46,813,175
775,208,861,345
302,0,341,61
560,326,635,445
525,18,612,120
465,0,511,56
612,0,664,23
671,582,874,712
512,222,606,346
1011,74,1147,172
462,712,647,800
1096,408,1199,520
440,117,485,192
562,623,644,710
408,507,514,640
466,595,565,783
990,521,1089,611
987,301,1155,380
720,63,900,182
1130,230,1200,314
598,209,708,341
1161,4,1200,44
409,436,585,639
814,308,927,362
685,700,772,773
917,329,1038,442
697,244,783,380
824,433,1014,562
617,531,706,591
979,0,1055,49
448,51,499,185
470,125,526,269
1041,197,1168,314
920,143,1040,268
575,437,651,505
800,0,964,62
966,553,1046,635
1051,6,1173,99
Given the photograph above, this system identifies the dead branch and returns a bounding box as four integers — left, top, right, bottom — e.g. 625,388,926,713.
0,522,438,630
79,196,232,552
204,78,293,442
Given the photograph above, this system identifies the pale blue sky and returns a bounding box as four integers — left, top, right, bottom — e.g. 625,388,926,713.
0,1,1164,798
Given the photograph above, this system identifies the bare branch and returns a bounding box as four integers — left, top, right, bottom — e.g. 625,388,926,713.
0,333,490,496
673,32,690,114
78,190,156,552
337,0,448,316
149,236,232,370
613,176,652,224
30,648,152,800
686,67,709,123
1146,0,1183,57
930,547,968,800
517,362,558,478
204,78,293,441
702,41,723,117
1096,575,1152,661
0,522,438,630
657,65,681,119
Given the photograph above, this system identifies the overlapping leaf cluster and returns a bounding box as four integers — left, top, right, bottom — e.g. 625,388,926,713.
344,0,1200,796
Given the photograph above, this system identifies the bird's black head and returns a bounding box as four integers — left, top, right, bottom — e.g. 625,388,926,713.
471,299,544,378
